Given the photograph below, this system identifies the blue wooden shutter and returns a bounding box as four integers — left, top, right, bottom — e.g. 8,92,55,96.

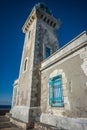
49,75,64,107
56,77,63,107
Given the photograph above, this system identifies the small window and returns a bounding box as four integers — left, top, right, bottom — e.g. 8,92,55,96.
44,17,46,21
32,16,34,20
25,28,27,32
53,23,56,28
47,19,50,24
28,31,31,39
50,21,53,26
46,47,51,58
41,14,43,19
49,75,64,107
24,59,28,71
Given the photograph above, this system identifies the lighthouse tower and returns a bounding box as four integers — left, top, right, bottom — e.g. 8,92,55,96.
11,3,61,129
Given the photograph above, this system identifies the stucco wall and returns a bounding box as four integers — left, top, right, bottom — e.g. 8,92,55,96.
40,31,87,117
12,79,19,107
17,19,37,107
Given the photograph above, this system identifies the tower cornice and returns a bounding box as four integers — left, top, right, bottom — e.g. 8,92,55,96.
22,6,37,33
22,5,61,33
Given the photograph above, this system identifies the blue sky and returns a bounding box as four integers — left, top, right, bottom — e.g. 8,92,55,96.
0,0,87,105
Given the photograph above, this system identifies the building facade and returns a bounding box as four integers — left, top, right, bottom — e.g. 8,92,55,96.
11,3,87,130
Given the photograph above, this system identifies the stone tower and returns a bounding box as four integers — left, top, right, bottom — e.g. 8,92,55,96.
11,3,61,128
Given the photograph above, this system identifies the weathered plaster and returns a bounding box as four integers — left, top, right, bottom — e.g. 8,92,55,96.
41,37,87,117
80,50,87,76
40,113,87,130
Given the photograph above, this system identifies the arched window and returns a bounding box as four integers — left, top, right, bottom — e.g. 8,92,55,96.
24,59,28,71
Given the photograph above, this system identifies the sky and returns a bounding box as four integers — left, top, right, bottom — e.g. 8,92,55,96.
0,0,87,105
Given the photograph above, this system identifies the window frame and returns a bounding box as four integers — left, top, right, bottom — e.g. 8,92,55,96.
48,75,64,107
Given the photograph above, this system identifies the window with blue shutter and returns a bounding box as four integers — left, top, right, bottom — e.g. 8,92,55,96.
49,75,64,107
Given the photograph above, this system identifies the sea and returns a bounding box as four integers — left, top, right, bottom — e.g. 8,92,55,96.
0,105,11,110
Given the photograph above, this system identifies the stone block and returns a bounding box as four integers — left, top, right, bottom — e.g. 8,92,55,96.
83,124,87,130
40,113,87,130
11,106,29,123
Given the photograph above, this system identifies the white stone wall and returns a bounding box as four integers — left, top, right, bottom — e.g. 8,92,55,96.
18,18,37,107
40,31,87,118
40,113,87,130
41,31,87,69
12,79,19,107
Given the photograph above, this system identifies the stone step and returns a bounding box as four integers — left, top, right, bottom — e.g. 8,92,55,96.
6,113,12,118
0,127,22,130
0,122,14,129
0,116,10,122
0,116,67,130
34,122,67,130
0,116,38,130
